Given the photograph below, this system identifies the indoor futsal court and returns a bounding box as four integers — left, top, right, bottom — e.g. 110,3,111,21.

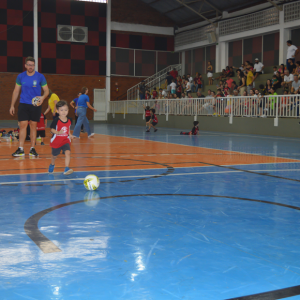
1,124,300,299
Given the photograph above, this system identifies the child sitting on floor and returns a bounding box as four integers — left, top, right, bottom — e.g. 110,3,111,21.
180,121,200,135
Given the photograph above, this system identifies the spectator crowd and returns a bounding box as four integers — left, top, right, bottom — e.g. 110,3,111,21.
137,40,299,117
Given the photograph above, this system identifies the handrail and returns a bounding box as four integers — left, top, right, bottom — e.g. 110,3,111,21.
127,64,182,100
110,95,300,121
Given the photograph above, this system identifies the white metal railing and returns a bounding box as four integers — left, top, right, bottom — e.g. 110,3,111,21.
219,7,279,36
175,24,215,48
110,95,300,123
284,1,300,23
127,64,182,100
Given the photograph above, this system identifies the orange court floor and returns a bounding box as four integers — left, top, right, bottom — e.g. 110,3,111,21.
0,129,298,175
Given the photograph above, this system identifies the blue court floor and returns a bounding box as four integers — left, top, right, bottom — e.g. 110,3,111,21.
1,124,300,299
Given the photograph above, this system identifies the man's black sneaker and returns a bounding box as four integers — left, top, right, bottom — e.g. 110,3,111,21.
29,148,39,157
154,129,158,132
12,148,25,157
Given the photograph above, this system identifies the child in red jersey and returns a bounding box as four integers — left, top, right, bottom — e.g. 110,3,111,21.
36,113,47,145
180,121,200,135
152,87,157,99
143,104,152,128
48,100,73,175
146,109,158,132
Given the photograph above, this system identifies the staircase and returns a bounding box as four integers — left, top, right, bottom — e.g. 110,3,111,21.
127,64,182,100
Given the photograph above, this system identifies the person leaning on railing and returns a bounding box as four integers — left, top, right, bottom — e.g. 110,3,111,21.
268,88,278,115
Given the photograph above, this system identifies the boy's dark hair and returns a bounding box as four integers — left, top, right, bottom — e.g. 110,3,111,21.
81,86,88,94
273,66,277,68
193,121,199,126
232,81,236,84
287,40,292,45
151,108,155,114
272,75,277,78
25,56,35,64
154,87,156,90
146,106,150,110
56,100,68,109
297,61,300,65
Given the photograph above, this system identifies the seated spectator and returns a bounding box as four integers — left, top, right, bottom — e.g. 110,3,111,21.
281,70,294,91
231,81,238,93
228,67,234,77
295,61,300,76
287,59,296,75
145,90,151,100
233,64,245,72
265,79,272,94
226,75,234,89
215,69,227,81
278,64,286,79
181,92,186,99
197,91,205,98
195,75,203,92
223,82,229,96
225,66,230,75
291,75,300,94
274,71,282,89
206,89,212,98
182,75,187,82
253,58,264,83
273,66,278,75
170,68,178,80
272,75,279,90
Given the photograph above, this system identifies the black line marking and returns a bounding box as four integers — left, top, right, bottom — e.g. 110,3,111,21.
195,161,300,183
226,284,300,300
1,184,18,186
25,184,43,186
24,193,300,299
50,184,67,186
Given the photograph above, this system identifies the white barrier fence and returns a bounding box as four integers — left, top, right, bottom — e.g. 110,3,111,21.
110,95,300,125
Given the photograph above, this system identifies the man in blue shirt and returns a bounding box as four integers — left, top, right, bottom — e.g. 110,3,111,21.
10,56,49,157
70,92,83,131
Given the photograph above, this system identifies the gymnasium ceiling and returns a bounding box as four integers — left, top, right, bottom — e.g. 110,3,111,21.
140,0,285,27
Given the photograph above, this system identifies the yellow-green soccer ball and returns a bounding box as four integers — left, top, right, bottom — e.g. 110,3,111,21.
83,175,100,191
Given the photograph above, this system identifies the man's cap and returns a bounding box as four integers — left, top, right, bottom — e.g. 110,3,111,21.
255,58,259,61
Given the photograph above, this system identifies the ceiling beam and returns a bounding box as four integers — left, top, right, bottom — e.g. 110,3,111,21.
266,0,283,11
176,0,217,26
202,0,222,14
164,0,202,14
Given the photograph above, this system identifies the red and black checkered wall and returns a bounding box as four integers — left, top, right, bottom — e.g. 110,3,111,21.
111,31,177,77
0,0,106,75
185,45,216,76
228,33,279,68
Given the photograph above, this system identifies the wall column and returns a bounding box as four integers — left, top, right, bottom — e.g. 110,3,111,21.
33,0,38,70
279,10,290,65
181,51,185,75
216,41,228,72
106,0,111,112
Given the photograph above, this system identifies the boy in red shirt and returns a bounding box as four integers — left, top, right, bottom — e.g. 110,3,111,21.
143,104,151,128
48,100,73,175
180,121,200,135
36,113,47,145
146,109,158,132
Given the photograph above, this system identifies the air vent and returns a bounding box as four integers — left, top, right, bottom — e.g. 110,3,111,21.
57,25,88,43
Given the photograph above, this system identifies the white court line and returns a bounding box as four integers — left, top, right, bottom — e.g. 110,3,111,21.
1,168,300,185
0,162,299,177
